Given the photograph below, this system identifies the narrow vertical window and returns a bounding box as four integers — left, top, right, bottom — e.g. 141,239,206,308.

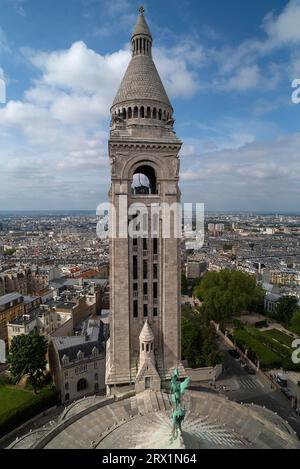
133,300,138,318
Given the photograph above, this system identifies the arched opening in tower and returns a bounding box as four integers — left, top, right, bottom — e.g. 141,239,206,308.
131,165,157,195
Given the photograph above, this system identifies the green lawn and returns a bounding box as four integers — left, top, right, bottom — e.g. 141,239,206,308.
233,328,282,368
263,329,295,348
233,326,300,371
0,383,58,437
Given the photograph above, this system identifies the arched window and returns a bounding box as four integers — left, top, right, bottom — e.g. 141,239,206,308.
95,383,99,392
143,38,146,53
128,107,132,119
147,107,151,118
134,106,138,118
153,108,157,119
77,378,87,392
158,109,162,120
131,165,157,195
94,373,98,381
140,106,144,118
163,110,166,120
122,108,126,119
65,382,69,390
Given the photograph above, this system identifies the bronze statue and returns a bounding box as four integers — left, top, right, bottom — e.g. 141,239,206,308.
170,368,190,439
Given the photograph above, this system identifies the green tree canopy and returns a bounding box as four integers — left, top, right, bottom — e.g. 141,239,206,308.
181,304,222,368
8,334,48,394
181,272,188,295
290,310,300,335
193,269,264,322
277,296,299,327
4,248,16,256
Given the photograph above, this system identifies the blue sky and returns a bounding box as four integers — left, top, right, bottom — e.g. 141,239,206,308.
0,0,300,211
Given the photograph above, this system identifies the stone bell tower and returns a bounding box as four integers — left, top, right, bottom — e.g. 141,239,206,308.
106,7,184,394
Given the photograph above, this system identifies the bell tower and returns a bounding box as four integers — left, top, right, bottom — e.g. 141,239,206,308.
106,7,184,393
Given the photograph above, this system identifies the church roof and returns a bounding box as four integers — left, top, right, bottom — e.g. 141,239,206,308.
132,12,152,38
111,9,172,110
112,55,172,109
140,319,154,342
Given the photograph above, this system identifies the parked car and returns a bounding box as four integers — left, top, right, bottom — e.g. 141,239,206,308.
244,365,256,375
281,388,293,400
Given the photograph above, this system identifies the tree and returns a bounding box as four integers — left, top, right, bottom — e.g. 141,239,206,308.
8,334,48,394
181,272,188,295
181,304,222,368
193,269,264,322
4,248,16,256
277,296,299,327
290,310,300,334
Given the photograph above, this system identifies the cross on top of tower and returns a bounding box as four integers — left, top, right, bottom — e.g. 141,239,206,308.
138,5,145,15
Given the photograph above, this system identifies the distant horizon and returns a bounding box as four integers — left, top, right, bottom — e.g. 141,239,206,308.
1,209,300,216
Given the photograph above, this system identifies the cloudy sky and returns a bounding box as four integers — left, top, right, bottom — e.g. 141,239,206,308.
0,0,300,211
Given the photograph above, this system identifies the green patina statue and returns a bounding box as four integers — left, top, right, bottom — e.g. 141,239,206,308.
170,368,190,439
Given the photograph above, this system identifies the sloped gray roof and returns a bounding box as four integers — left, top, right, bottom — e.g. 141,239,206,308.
0,292,23,306
52,318,106,362
112,54,172,109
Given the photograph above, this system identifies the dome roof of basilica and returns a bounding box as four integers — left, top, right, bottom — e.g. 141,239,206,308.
10,390,300,450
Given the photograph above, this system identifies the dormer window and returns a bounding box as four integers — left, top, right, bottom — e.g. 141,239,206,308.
62,354,69,366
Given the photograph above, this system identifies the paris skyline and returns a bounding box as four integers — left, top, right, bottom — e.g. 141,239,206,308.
0,0,300,211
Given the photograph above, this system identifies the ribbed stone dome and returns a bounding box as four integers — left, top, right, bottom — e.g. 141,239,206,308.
112,55,172,109
140,319,154,342
111,9,172,113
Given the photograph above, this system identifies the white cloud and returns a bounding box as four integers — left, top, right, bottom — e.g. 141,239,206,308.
218,65,262,91
0,38,200,209
154,47,200,97
208,1,300,93
179,132,300,210
264,0,300,45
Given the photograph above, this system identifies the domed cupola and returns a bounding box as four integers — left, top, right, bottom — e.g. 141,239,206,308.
111,6,174,127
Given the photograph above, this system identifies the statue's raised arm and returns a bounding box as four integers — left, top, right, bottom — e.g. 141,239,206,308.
180,377,191,396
